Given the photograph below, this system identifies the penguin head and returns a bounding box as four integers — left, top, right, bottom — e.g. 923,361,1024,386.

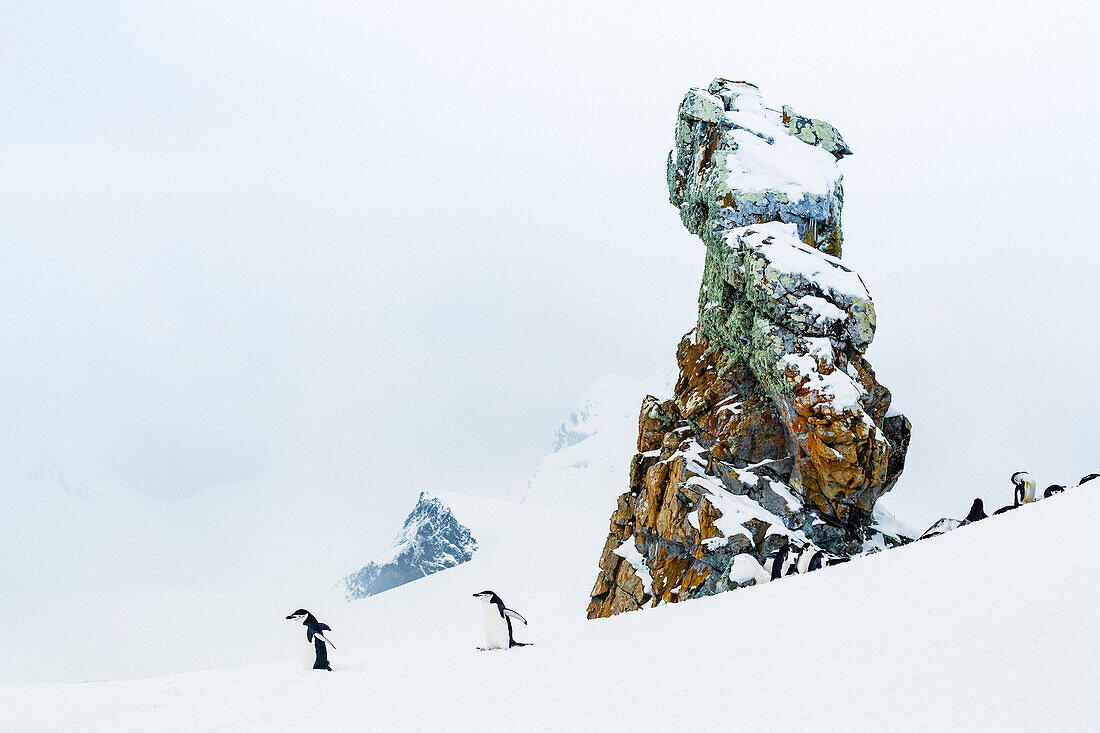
1044,484,1066,498
472,590,498,604
285,609,310,621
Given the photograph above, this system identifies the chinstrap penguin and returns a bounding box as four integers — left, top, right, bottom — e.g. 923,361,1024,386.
472,590,530,650
1078,473,1099,487
1043,484,1065,498
763,547,793,580
764,545,846,580
964,498,987,522
286,609,335,670
994,471,1035,515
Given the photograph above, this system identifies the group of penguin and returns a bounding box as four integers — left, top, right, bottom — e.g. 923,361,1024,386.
286,589,530,671
963,470,1098,524
290,548,845,670
763,470,1100,581
287,470,1097,671
762,544,849,581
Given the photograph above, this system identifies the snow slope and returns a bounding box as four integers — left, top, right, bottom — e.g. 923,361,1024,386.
3,484,1098,731
0,455,416,683
0,368,671,684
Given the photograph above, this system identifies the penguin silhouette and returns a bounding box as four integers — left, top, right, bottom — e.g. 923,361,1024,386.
964,498,987,523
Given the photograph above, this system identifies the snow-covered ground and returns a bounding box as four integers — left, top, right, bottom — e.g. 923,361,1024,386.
4,371,1095,730
4,484,1097,731
0,369,670,684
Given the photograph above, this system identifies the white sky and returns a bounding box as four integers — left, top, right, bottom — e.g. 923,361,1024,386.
2,0,1098,527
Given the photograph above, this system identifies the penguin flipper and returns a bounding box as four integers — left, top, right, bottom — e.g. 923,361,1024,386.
503,609,527,625
314,632,336,649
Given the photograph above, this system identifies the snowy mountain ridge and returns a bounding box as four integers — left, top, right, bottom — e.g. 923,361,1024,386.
341,492,477,600
525,365,676,515
549,367,678,454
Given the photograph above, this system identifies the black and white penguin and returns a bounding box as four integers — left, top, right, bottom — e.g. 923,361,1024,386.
763,545,807,579
1013,471,1036,504
796,548,849,573
994,471,1035,515
1078,473,1099,487
1044,484,1066,498
472,591,529,650
794,547,827,575
964,498,987,523
285,609,334,671
763,547,792,580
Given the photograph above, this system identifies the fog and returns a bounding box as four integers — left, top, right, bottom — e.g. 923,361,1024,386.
2,1,1098,677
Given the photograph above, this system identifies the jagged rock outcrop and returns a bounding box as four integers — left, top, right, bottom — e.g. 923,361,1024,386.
588,79,912,619
343,492,477,600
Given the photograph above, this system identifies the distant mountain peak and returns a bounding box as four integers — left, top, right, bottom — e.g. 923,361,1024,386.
341,492,477,601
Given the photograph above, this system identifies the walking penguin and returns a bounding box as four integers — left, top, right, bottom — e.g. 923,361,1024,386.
472,590,530,650
285,609,335,671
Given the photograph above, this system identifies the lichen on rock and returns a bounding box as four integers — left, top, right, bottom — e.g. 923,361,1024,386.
588,78,912,619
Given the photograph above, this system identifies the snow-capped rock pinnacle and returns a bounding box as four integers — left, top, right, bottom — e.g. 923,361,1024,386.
588,79,912,618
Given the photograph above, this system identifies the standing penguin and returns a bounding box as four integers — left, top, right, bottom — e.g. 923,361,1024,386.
793,547,848,574
763,546,800,580
964,498,987,523
285,609,335,671
762,547,789,581
1014,471,1036,503
994,471,1035,515
472,591,530,650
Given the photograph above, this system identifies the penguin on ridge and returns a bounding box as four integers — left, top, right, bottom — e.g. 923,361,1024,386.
798,548,849,573
1043,484,1065,498
472,590,530,650
1014,471,1037,503
994,471,1035,515
1078,473,1099,487
764,545,818,578
765,545,847,578
964,498,987,523
796,548,827,574
763,547,795,580
285,609,335,671
795,547,816,575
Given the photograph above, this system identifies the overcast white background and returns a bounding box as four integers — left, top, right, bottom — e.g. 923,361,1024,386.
2,1,1098,681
